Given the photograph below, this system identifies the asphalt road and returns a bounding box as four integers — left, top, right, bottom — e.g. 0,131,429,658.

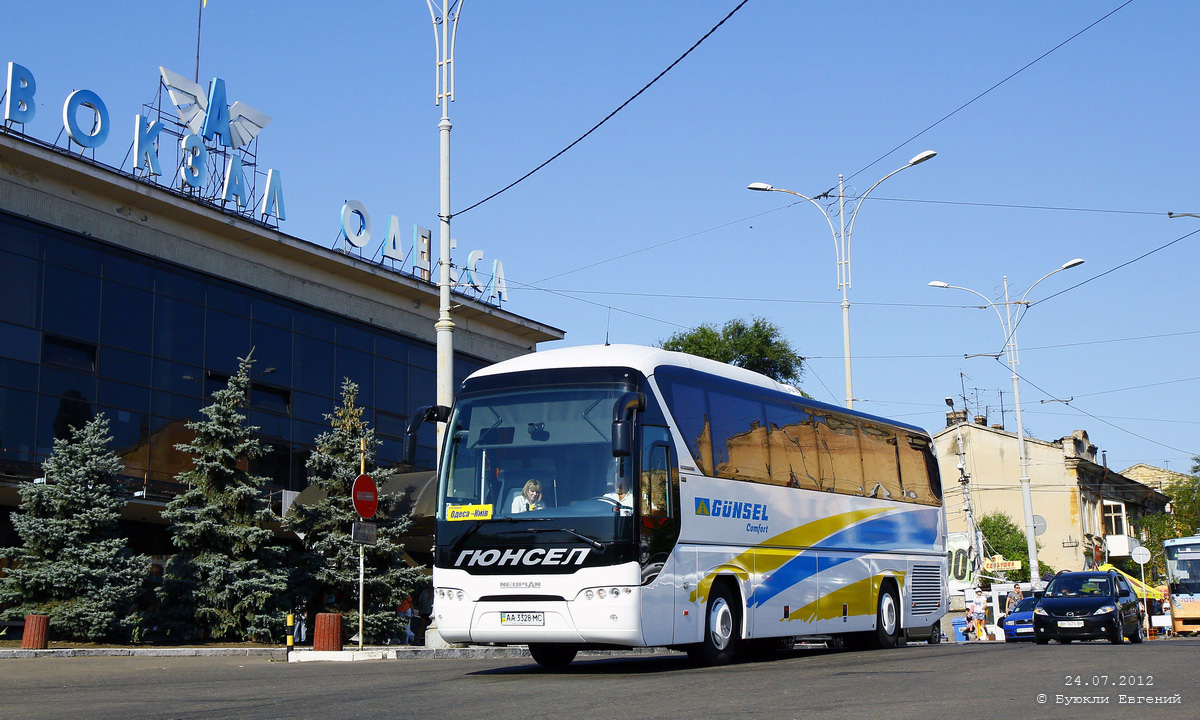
5,639,1196,720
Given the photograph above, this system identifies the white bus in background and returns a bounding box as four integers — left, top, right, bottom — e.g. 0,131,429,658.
1163,533,1200,635
406,345,947,667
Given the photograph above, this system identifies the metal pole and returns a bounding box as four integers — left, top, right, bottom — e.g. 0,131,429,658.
358,545,365,650
1004,276,1042,589
430,1,460,455
194,0,203,83
954,411,985,581
1140,561,1150,637
359,438,366,650
837,174,852,409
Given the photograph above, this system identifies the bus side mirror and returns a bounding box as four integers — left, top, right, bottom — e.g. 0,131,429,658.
402,404,450,466
611,391,645,458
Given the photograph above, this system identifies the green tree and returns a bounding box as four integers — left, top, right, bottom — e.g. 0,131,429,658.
157,353,289,642
283,379,423,643
1136,460,1200,582
977,510,1053,584
0,415,149,641
659,316,805,385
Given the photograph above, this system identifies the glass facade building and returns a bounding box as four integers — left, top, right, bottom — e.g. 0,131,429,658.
0,208,494,494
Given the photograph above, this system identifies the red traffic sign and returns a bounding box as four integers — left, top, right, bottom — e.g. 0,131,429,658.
352,474,378,519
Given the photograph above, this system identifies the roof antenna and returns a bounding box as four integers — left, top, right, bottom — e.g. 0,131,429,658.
604,307,612,346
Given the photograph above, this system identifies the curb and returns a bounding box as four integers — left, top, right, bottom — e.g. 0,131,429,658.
288,646,538,662
3,640,989,661
0,647,288,660
0,645,679,662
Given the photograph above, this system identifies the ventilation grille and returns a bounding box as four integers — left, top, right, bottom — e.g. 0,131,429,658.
910,564,944,616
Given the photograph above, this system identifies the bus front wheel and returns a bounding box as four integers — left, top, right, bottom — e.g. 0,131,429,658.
690,584,741,665
529,644,577,669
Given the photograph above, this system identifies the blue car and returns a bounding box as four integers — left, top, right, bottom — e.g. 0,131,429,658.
1000,596,1040,641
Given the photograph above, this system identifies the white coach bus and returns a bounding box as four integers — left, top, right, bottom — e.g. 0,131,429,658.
406,345,946,667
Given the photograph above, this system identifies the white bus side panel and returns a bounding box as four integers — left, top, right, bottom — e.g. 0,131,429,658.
639,553,678,647
677,474,944,640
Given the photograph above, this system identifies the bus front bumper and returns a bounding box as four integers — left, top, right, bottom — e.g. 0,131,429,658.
436,595,645,646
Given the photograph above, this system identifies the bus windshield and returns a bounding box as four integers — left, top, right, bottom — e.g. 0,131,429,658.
437,383,636,524
1165,543,1200,595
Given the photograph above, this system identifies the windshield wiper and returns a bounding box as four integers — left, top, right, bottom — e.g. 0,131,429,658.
501,527,605,551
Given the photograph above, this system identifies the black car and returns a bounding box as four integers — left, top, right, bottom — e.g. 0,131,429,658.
1033,570,1144,644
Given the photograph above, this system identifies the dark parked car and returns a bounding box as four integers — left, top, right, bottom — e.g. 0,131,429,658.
1033,570,1144,644
1000,596,1040,641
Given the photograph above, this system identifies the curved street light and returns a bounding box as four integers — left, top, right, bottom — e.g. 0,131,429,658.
928,258,1085,589
749,150,937,408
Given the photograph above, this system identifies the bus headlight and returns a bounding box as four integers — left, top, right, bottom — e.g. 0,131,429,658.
436,588,465,601
579,586,633,601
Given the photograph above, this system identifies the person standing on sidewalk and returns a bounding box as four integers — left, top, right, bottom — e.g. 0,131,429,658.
970,589,988,641
1005,584,1024,616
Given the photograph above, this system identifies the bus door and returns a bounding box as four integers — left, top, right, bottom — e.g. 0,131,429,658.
639,426,680,646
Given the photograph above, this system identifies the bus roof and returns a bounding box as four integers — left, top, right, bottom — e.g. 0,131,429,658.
469,344,929,435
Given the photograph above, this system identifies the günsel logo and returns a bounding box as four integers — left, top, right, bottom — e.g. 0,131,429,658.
695,497,771,535
455,547,591,568
694,497,769,521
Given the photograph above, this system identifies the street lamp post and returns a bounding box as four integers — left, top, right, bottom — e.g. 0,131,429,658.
928,258,1085,589
749,150,936,409
428,1,461,453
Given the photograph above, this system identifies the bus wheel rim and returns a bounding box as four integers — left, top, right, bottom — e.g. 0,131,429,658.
710,597,733,650
881,592,897,636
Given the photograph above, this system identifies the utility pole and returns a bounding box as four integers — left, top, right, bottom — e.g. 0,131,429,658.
950,394,985,582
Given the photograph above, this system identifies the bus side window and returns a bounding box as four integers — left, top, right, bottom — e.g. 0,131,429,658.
643,444,672,518
642,437,672,518
814,413,864,495
898,434,940,506
860,423,903,501
765,401,820,489
708,390,767,483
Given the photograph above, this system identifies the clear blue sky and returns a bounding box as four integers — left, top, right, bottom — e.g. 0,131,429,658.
4,1,1197,472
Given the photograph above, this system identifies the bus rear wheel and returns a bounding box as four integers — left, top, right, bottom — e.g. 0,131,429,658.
876,585,901,648
689,584,740,665
529,644,577,669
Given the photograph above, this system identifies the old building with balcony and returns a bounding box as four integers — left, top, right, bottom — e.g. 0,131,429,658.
934,416,1168,574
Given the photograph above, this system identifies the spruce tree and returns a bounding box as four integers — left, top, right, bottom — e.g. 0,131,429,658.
284,378,423,643
157,353,289,642
0,414,149,641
